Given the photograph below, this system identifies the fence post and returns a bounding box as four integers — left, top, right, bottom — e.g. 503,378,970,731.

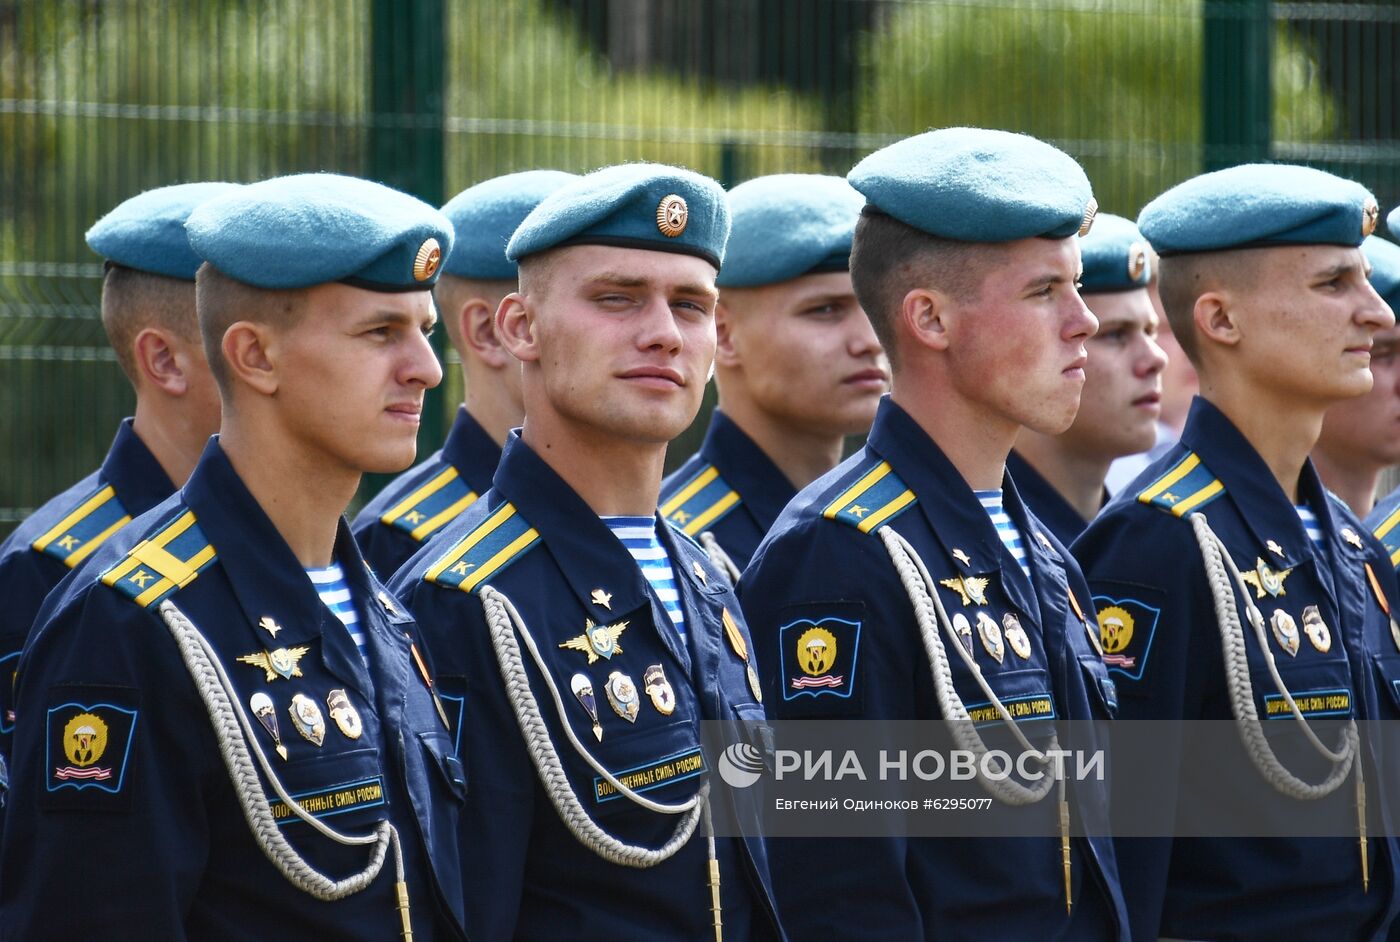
1203,0,1273,171
367,0,449,478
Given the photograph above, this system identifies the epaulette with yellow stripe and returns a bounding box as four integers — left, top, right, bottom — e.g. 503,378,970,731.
425,502,540,594
100,508,217,609
379,465,479,543
822,460,916,534
1372,502,1400,572
31,483,133,569
1136,451,1225,517
660,464,740,537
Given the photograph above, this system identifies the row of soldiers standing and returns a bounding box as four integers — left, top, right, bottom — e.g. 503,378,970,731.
1,126,1400,940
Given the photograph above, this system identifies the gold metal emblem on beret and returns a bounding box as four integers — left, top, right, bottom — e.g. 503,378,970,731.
1362,197,1380,238
413,237,442,282
656,194,688,238
1078,198,1098,238
1127,241,1148,281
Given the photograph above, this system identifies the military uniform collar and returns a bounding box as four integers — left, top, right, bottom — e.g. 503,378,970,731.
440,406,503,495
1179,397,1346,570
492,432,658,621
181,439,379,690
699,410,797,533
866,399,1051,609
102,418,178,515
1005,449,1099,547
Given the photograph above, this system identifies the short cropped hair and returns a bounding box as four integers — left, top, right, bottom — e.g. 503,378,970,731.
849,211,997,369
1155,249,1262,366
433,273,517,356
194,262,306,395
100,265,198,386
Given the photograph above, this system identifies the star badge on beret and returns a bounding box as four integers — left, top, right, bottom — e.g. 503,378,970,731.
1078,198,1098,237
413,238,442,282
657,194,688,237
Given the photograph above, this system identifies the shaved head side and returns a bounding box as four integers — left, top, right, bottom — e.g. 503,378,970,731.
849,211,1001,369
101,265,198,385
195,262,306,395
1155,250,1262,365
434,273,516,355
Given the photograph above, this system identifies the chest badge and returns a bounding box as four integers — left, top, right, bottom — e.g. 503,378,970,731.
605,671,640,723
237,646,311,682
692,561,708,586
643,664,676,716
327,689,363,740
1301,605,1332,654
1270,609,1301,657
721,608,762,703
1003,613,1031,660
571,673,604,741
976,611,1005,663
257,616,283,639
249,692,288,760
939,575,991,607
1266,540,1285,558
289,693,326,746
952,548,972,568
560,619,629,664
590,588,613,610
376,591,400,617
1341,528,1364,550
1241,559,1292,599
952,613,975,655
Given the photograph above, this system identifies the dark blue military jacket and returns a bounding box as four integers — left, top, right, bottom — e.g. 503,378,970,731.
1072,397,1400,942
353,406,501,578
0,441,468,942
737,397,1129,942
1006,449,1106,547
391,433,785,941
660,410,796,573
0,419,175,772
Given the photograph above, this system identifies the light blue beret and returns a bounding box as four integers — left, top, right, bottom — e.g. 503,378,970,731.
507,163,730,269
1364,236,1400,310
1079,213,1152,294
1138,164,1379,256
185,173,454,291
86,182,242,281
716,174,865,288
1389,204,1400,240
847,127,1097,242
440,170,577,280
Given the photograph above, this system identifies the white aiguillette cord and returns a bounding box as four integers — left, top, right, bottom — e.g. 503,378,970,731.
698,532,742,585
478,585,724,941
157,600,415,940
1187,512,1367,889
876,526,1071,911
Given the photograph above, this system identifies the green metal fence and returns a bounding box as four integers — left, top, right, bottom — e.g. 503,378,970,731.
4,0,1399,536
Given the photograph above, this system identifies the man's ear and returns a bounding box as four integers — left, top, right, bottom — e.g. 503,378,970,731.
131,327,191,396
713,300,742,369
899,287,952,354
221,320,280,395
495,293,539,363
461,296,513,368
1194,290,1241,349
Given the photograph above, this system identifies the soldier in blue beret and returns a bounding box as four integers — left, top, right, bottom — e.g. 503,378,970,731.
0,173,469,941
0,182,236,800
1072,164,1400,940
1319,235,1400,519
738,127,1129,940
1009,213,1168,544
660,174,886,580
354,170,576,577
389,163,784,940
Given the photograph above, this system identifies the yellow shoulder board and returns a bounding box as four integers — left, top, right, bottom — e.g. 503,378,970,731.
822,460,916,534
378,465,479,543
1136,451,1225,517
1371,502,1400,572
31,484,133,569
100,508,217,609
424,502,539,594
659,464,740,537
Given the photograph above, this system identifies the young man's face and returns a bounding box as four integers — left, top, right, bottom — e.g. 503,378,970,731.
518,245,718,446
1235,245,1393,406
1318,319,1400,469
718,270,887,437
1060,288,1167,460
271,283,441,475
944,235,1098,434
